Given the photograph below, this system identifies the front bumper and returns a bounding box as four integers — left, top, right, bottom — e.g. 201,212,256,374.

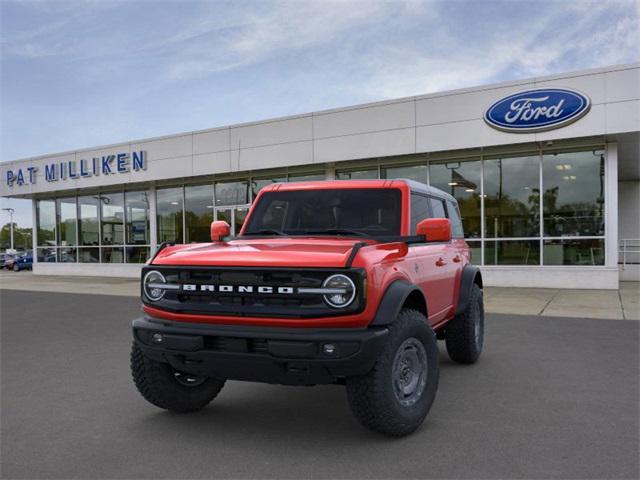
133,316,388,385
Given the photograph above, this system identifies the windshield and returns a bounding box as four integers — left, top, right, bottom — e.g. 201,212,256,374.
243,188,402,237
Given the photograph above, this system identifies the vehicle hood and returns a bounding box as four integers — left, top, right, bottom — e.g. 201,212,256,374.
151,237,375,268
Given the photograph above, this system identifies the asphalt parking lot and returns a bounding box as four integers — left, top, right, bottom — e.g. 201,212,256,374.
1,289,638,479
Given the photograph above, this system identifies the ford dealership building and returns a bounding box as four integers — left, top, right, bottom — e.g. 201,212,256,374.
1,63,638,288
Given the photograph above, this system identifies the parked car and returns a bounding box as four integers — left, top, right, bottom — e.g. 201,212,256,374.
131,179,484,436
2,254,17,270
12,253,33,271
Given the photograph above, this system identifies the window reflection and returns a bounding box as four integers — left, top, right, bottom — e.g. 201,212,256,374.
78,196,100,246
100,193,124,245
157,187,184,243
383,164,428,184
252,177,286,198
543,239,604,265
36,200,56,246
126,246,150,263
542,151,605,237
430,160,481,238
484,155,540,238
288,172,325,182
125,191,150,245
56,198,77,246
336,169,378,180
78,247,100,263
215,181,249,206
484,240,540,265
185,184,214,242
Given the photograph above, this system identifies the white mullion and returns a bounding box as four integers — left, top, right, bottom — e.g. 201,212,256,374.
480,155,485,266
182,185,186,244
539,147,544,266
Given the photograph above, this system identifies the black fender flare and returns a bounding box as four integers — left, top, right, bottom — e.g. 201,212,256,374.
455,265,483,315
370,280,426,326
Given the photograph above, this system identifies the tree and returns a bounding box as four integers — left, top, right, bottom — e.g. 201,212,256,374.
0,223,32,251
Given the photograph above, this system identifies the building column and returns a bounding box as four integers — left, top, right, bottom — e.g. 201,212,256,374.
325,163,336,180
31,198,37,264
605,142,619,272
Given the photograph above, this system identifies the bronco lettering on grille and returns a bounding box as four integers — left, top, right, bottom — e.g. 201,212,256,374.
181,284,295,294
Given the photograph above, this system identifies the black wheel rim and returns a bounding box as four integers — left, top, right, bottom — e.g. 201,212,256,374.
392,337,428,407
173,370,206,387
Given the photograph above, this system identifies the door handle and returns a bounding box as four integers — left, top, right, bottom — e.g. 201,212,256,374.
435,258,446,267
453,255,461,263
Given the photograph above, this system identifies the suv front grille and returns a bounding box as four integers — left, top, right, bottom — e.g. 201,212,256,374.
142,266,365,319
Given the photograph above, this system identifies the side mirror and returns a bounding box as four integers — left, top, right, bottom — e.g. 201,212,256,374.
416,218,452,242
210,221,231,242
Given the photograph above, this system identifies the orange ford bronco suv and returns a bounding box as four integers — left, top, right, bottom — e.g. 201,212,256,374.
131,179,484,436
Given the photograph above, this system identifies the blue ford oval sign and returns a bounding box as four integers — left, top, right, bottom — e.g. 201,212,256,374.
484,88,591,133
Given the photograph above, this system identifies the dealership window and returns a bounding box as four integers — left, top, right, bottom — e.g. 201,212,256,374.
215,180,249,206
336,168,378,180
429,159,481,238
252,176,286,198
100,193,124,246
156,187,184,244
542,150,605,237
543,238,604,266
77,195,100,263
100,189,126,261
383,164,428,185
56,197,77,247
77,196,100,246
36,200,57,262
36,200,56,246
125,190,150,263
185,184,214,243
288,172,325,182
56,198,77,263
484,240,540,266
484,155,540,238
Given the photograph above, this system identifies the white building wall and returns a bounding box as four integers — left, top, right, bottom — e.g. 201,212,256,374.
2,63,638,198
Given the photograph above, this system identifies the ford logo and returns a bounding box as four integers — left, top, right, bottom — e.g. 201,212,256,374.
484,88,591,133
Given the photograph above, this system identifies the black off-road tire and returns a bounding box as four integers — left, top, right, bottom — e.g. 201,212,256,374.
345,309,439,436
131,342,225,413
12,263,19,272
445,283,484,364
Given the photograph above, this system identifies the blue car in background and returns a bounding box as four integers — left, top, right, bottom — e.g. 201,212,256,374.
12,253,33,271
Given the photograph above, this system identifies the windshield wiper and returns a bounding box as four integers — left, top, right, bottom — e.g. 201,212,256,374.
302,229,369,237
243,229,288,236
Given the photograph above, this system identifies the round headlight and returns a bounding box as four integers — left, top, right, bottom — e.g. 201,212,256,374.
143,270,166,302
322,274,356,308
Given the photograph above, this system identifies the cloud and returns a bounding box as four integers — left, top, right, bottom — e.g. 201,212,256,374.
350,0,639,100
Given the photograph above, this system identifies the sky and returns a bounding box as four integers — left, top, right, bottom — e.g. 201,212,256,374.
1,0,639,228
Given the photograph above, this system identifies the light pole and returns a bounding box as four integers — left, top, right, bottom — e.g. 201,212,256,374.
2,207,15,251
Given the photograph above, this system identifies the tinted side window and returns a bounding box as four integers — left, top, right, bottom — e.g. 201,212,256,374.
410,193,431,234
446,200,464,238
429,197,447,219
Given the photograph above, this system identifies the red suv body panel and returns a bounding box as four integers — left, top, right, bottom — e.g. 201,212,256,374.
143,180,470,331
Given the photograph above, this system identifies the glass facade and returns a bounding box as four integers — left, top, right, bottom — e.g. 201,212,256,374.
36,190,151,264
156,187,184,244
185,184,214,243
32,146,607,267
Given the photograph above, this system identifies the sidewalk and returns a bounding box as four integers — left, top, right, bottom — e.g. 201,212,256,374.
1,271,638,320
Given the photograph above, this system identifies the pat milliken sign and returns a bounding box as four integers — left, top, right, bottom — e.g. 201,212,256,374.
484,88,591,133
5,150,147,187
